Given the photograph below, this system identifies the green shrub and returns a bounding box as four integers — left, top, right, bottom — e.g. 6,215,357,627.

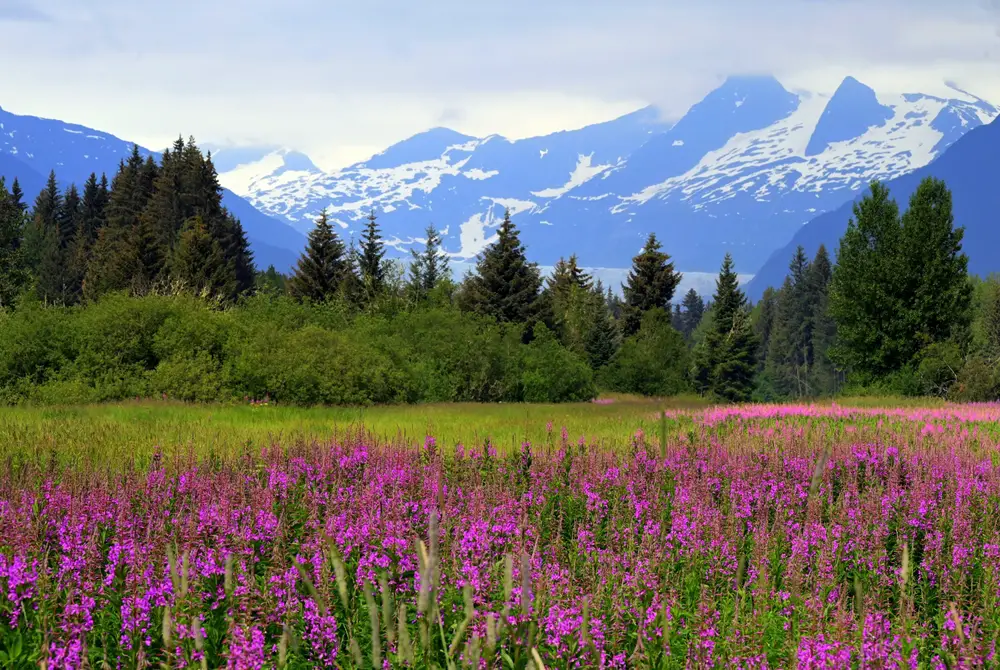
521,323,596,403
599,309,690,397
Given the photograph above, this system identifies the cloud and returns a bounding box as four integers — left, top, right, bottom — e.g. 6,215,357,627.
1,0,998,167
0,0,50,21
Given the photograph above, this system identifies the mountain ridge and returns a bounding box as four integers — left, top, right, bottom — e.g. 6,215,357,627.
219,75,997,275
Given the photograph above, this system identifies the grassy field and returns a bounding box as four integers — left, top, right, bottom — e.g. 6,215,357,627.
0,394,714,467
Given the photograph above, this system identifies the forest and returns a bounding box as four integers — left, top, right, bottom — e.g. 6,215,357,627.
0,138,993,405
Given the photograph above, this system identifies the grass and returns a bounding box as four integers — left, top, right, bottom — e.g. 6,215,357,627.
0,394,709,466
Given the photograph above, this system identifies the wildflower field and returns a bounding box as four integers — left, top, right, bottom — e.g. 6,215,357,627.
1,400,999,668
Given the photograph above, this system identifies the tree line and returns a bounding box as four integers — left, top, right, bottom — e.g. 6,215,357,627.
0,137,992,404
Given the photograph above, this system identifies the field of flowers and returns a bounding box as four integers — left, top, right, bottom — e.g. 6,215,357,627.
2,402,1000,668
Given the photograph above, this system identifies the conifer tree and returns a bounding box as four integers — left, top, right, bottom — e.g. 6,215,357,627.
85,153,145,299
678,289,705,340
807,244,838,395
754,287,779,374
23,171,61,271
170,216,232,298
829,181,908,379
621,233,682,336
692,253,757,402
899,177,972,351
0,179,27,309
586,301,620,369
358,209,387,299
288,209,348,303
10,178,25,213
766,246,814,397
458,209,544,327
408,224,449,298
79,173,108,249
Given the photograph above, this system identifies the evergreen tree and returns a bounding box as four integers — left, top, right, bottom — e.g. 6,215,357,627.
899,177,972,351
0,179,28,309
754,287,779,373
692,253,757,402
678,289,705,340
288,209,348,303
458,208,544,328
255,265,288,294
10,178,25,213
585,300,620,369
23,171,61,271
358,209,387,299
85,151,147,299
170,216,232,298
829,180,936,380
766,246,814,397
79,173,108,248
807,244,838,395
408,224,449,297
621,233,682,336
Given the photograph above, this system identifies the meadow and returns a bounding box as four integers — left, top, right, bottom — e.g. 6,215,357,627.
1,398,998,668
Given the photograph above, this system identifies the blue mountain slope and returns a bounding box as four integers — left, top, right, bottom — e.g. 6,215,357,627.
0,152,44,199
746,116,1000,301
0,106,305,271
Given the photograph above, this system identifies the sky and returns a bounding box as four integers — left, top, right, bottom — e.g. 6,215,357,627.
2,0,1000,171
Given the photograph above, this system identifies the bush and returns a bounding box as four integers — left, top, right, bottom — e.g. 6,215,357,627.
599,309,690,397
521,324,596,403
949,355,999,402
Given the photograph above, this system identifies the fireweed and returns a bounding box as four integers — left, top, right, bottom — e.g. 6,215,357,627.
1,406,1000,668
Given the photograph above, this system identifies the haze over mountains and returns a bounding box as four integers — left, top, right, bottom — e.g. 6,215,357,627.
0,73,997,294
213,74,996,276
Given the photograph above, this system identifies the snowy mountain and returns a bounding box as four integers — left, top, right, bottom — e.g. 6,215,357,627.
0,106,306,271
747,113,1000,301
221,75,997,276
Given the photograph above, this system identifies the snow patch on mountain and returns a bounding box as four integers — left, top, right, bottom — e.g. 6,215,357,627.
531,154,613,198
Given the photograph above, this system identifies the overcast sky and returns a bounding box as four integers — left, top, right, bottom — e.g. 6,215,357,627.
3,0,1000,170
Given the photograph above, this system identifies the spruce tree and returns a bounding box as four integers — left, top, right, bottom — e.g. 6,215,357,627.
807,244,838,395
899,177,972,351
10,178,25,213
621,233,682,336
754,287,778,373
170,216,232,298
692,253,757,402
24,171,61,271
458,208,544,327
358,209,387,299
0,179,27,309
586,301,620,369
829,181,908,379
409,224,449,297
679,289,705,340
288,209,348,303
80,173,108,248
766,246,815,397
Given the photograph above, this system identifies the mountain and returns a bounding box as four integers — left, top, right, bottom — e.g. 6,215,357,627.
221,76,997,276
746,114,1000,301
0,105,306,271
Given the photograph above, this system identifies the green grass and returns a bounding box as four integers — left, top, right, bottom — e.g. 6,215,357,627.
0,394,708,466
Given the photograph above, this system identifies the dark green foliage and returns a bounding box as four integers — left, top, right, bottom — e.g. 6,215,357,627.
255,265,288,295
585,301,620,370
0,293,596,405
9,178,25,212
675,288,705,341
170,217,232,298
358,209,387,300
458,209,545,329
408,224,449,299
620,233,682,337
521,323,597,403
288,209,348,303
830,179,970,381
692,254,758,402
898,177,972,352
600,308,690,396
0,179,28,309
